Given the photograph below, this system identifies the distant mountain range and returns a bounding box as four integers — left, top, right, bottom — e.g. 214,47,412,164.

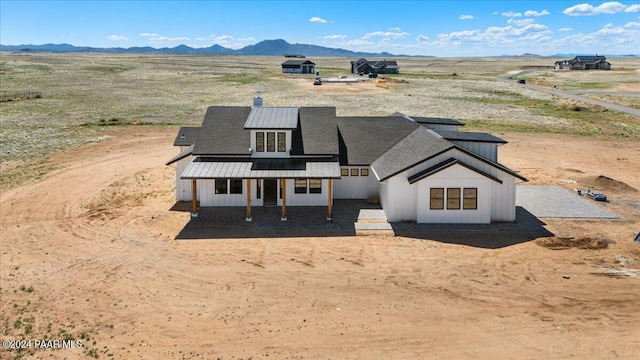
0,39,408,57
1,40,636,57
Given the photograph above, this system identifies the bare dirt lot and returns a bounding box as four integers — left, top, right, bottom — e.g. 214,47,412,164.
2,126,639,359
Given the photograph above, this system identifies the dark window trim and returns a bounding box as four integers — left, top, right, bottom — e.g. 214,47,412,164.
215,179,228,194
229,179,243,194
430,188,444,210
463,188,478,210
446,188,461,210
341,168,349,177
256,132,264,152
350,168,359,176
295,179,307,194
360,168,369,176
277,132,286,152
309,179,322,194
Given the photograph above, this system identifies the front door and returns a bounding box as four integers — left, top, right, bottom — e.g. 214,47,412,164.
263,179,278,205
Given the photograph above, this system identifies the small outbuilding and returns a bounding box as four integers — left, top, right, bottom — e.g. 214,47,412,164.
555,55,611,70
282,60,316,74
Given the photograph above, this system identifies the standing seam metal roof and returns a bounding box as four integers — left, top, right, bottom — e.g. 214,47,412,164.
244,107,299,129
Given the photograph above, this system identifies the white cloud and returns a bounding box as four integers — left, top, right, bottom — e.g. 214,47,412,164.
493,11,498,15
321,34,347,39
417,34,430,45
337,39,374,46
508,18,535,26
559,27,573,31
524,9,550,16
363,30,410,39
107,35,127,41
389,27,401,31
625,4,640,12
502,11,522,17
195,37,206,41
563,2,627,16
309,16,327,23
603,22,614,28
624,21,640,27
433,22,552,48
140,33,189,42
237,37,256,42
210,35,234,42
459,14,474,20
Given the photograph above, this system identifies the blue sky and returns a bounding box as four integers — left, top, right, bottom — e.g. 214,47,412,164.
1,1,639,56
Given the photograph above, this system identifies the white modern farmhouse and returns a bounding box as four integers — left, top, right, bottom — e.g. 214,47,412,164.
167,93,527,224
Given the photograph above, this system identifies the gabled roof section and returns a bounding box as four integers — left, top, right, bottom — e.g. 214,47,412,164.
573,55,608,64
291,107,339,155
371,126,454,181
244,107,299,129
452,145,528,182
193,106,252,155
173,126,200,146
166,144,194,165
435,130,507,144
407,158,503,184
337,115,420,166
282,60,315,66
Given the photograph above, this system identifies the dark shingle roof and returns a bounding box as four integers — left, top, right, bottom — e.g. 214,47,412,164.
336,116,420,166
371,127,454,181
407,157,502,184
166,144,194,165
173,127,200,146
434,130,507,143
282,60,315,66
193,106,253,155
410,116,465,126
291,107,339,155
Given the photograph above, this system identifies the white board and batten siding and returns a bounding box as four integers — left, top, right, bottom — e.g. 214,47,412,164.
175,156,194,201
415,167,492,224
378,148,517,223
191,179,331,207
449,141,498,162
333,167,378,199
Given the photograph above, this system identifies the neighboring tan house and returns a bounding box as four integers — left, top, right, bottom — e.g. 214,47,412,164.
167,93,527,224
281,60,316,74
351,58,399,74
555,55,611,70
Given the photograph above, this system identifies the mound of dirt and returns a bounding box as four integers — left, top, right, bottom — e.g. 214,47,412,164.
536,236,610,250
579,175,637,193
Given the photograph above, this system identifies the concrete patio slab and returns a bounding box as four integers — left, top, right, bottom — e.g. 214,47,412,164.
516,185,618,219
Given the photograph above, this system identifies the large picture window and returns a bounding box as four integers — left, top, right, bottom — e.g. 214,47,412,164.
295,179,307,194
277,132,286,152
267,132,275,152
229,179,243,194
430,188,444,210
255,132,264,152
463,188,478,210
215,179,227,194
447,188,461,210
309,179,322,194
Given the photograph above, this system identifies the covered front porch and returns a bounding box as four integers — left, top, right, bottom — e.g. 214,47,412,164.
180,157,342,221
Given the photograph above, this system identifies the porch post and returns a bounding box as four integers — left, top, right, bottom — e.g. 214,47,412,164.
246,179,252,222
327,179,333,221
191,179,198,217
281,178,287,221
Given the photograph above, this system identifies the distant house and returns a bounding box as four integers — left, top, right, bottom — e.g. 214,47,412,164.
281,60,316,74
555,55,611,70
351,58,399,74
167,93,526,224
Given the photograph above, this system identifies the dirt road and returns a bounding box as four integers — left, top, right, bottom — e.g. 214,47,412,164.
498,73,640,118
1,126,639,359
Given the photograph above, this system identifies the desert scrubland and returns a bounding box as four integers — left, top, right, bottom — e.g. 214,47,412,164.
1,53,639,359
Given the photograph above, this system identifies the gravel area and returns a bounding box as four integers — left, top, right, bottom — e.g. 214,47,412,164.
516,185,618,219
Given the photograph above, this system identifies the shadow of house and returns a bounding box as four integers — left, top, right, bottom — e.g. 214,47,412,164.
391,207,553,249
173,202,553,247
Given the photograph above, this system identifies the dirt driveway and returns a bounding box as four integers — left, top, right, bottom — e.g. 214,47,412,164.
1,126,639,359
